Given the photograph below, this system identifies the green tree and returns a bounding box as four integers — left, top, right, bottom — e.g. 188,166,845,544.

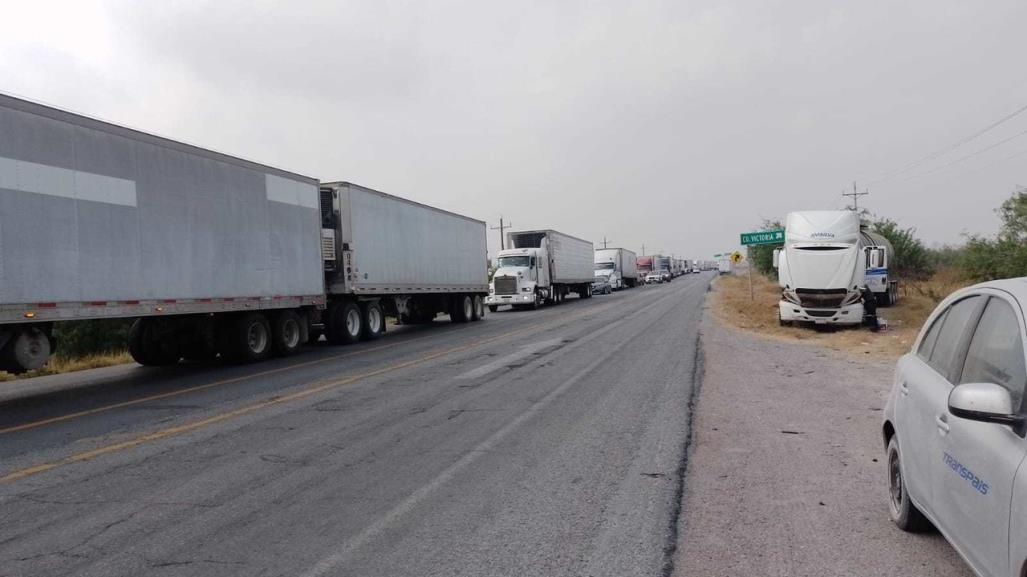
871,218,934,281
958,187,1027,281
997,185,1027,242
749,219,783,278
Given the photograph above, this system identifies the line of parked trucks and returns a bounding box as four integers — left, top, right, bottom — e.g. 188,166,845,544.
0,94,706,374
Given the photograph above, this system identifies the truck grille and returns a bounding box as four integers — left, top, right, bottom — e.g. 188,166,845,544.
494,276,518,295
806,310,836,317
796,289,847,309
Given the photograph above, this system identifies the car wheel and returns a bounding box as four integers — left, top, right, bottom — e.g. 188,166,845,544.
886,436,931,532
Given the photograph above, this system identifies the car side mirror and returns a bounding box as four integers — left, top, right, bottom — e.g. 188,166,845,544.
948,382,1023,426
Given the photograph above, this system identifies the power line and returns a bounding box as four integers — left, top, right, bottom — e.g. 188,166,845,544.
860,100,1027,186
900,126,1027,182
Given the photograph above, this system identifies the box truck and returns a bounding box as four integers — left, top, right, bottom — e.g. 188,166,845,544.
594,248,638,290
487,230,594,310
774,210,898,326
0,94,488,373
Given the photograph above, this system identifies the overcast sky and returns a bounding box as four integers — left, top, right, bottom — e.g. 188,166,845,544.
2,0,1025,259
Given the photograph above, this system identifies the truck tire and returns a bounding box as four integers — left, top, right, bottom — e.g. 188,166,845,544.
0,327,52,373
451,295,472,323
221,313,272,363
361,301,386,340
271,310,303,356
472,295,485,321
532,290,543,309
129,318,180,367
328,301,363,345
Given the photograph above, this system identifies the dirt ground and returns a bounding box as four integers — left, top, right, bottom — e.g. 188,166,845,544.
672,310,973,577
710,267,970,359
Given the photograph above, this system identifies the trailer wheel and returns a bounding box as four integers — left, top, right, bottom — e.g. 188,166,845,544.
451,295,472,323
129,319,180,366
271,310,303,356
0,327,52,373
361,301,385,340
472,295,485,321
328,301,363,345
220,313,272,362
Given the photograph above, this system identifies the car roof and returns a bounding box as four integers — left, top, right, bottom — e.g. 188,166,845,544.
951,277,1027,305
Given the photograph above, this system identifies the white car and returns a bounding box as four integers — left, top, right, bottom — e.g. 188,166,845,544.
883,278,1027,577
645,272,663,284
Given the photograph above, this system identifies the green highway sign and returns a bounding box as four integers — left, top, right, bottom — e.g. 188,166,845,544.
740,229,784,246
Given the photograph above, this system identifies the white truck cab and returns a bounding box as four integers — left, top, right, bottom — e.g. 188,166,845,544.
488,248,547,309
593,261,622,290
776,211,896,326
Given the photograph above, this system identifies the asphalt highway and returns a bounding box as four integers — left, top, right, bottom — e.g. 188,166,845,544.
0,274,711,577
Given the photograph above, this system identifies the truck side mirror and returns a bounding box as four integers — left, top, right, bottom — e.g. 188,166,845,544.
772,248,780,269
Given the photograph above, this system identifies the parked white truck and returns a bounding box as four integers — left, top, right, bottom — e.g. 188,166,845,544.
594,248,639,290
0,93,488,373
775,210,898,327
487,230,594,310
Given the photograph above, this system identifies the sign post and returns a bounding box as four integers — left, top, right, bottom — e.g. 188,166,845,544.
739,229,785,302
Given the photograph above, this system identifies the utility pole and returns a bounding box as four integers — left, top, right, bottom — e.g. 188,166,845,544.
599,236,611,249
641,243,646,255
842,181,869,212
491,216,511,250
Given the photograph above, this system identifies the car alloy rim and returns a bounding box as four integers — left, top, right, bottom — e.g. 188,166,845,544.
888,447,903,513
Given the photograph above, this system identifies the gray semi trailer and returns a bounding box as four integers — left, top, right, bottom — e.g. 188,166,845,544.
0,94,488,373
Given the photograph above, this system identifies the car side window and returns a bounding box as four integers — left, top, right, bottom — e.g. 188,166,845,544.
960,298,1027,411
917,309,947,361
928,296,981,381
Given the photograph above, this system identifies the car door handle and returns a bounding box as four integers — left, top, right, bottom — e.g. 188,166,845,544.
936,414,950,434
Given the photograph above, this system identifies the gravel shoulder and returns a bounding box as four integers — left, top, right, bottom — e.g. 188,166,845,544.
672,306,973,577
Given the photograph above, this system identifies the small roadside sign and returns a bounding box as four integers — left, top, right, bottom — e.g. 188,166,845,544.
730,251,743,264
740,230,785,246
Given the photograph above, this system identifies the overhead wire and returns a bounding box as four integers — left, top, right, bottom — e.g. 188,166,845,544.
899,126,1027,181
859,100,1027,186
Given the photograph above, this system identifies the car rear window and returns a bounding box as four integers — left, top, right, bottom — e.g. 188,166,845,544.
928,296,981,381
960,298,1027,410
917,309,947,360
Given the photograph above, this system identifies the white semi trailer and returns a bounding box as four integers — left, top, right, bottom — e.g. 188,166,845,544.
487,230,594,310
775,210,898,327
0,94,488,373
594,248,639,290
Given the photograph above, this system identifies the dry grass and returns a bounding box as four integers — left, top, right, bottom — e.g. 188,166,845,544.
710,268,972,359
0,351,133,382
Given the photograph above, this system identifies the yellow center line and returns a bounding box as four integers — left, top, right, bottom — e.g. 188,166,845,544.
0,300,626,484
0,324,470,436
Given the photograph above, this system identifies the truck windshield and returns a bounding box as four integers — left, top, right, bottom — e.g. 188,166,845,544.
595,263,615,270
498,256,530,268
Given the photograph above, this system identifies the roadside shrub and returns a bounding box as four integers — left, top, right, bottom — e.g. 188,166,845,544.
871,218,934,281
52,319,132,358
